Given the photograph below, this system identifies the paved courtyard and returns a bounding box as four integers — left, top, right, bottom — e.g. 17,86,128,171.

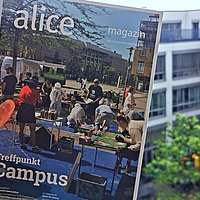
63,79,148,114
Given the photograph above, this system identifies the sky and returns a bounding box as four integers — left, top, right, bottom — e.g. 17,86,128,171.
66,4,156,59
1,0,162,60
88,0,200,11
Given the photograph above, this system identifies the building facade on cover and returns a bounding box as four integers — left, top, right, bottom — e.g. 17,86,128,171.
144,9,200,165
1,38,127,85
131,14,159,93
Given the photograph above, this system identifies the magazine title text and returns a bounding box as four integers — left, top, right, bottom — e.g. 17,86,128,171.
13,4,74,36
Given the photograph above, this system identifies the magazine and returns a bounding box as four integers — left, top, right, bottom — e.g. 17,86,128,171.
0,0,162,199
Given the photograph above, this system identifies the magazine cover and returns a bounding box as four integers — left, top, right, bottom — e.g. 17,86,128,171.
0,0,162,199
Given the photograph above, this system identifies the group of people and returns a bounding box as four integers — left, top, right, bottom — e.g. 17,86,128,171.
17,77,66,152
0,69,42,152
0,69,63,152
66,80,143,172
1,68,143,169
67,78,107,128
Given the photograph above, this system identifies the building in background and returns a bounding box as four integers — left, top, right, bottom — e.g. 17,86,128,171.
0,37,127,86
144,9,200,165
131,14,159,92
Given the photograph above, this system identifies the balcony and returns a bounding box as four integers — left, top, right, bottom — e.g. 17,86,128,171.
160,29,200,43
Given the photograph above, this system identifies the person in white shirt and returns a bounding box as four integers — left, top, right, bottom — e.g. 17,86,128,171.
94,103,114,131
82,78,87,90
49,82,63,116
67,103,86,126
123,87,136,115
115,112,143,173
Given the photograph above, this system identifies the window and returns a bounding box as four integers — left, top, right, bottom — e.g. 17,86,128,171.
173,84,200,113
155,55,165,81
162,23,181,31
43,66,50,73
137,61,145,73
192,22,199,39
150,90,166,118
161,23,181,41
139,50,146,57
57,68,64,74
173,51,200,78
87,50,91,56
138,40,144,48
143,124,166,166
91,52,95,57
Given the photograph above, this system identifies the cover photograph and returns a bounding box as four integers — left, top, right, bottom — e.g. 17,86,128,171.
0,0,162,199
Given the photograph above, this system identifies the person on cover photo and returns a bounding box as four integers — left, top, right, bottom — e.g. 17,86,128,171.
123,86,136,115
1,67,17,102
115,112,143,173
41,79,52,108
94,102,114,131
85,79,103,123
16,76,42,152
49,82,63,116
23,72,32,86
67,103,86,127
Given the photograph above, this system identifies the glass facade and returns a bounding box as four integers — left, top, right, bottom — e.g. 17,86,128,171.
150,90,166,118
143,11,200,169
173,51,200,78
173,84,200,113
143,124,166,166
154,55,165,81
161,23,182,42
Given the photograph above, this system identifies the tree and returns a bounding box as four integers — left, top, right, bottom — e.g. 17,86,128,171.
103,66,117,85
144,114,200,199
0,0,108,72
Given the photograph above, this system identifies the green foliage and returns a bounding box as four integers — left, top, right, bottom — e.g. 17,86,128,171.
157,191,200,200
144,114,200,193
157,192,181,200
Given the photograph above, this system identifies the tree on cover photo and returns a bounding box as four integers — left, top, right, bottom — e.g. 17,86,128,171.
0,0,108,72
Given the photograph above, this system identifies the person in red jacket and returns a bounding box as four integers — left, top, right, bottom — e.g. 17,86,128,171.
16,76,42,152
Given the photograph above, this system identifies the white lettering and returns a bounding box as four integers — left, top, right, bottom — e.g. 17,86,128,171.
108,27,117,35
60,17,74,36
16,168,34,181
46,173,58,185
108,27,140,38
6,167,16,179
47,15,59,33
59,175,68,186
14,10,28,29
13,4,75,35
34,171,46,186
121,29,127,38
39,5,46,31
133,30,139,37
0,161,68,187
116,29,121,36
31,4,37,30
0,162,6,177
